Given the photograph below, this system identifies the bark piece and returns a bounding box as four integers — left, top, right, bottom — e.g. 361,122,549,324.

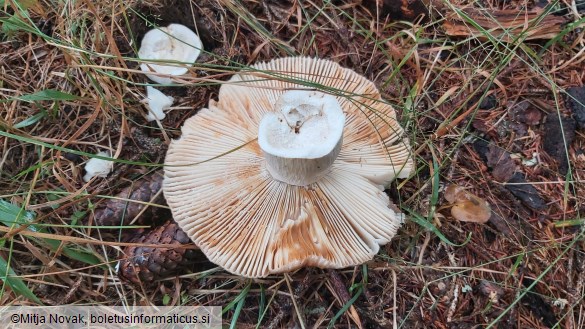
443,8,568,41
504,173,546,210
521,278,557,328
566,86,585,129
486,144,516,182
511,104,542,126
542,113,576,175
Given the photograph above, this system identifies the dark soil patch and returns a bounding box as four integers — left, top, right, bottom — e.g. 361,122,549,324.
542,113,576,175
566,86,585,129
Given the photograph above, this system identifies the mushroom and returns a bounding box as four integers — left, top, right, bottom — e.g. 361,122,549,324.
138,24,202,84
83,151,113,182
144,86,174,121
444,184,492,223
257,89,345,186
164,57,414,278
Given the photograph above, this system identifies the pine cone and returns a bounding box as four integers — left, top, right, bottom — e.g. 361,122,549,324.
93,172,165,227
118,220,202,283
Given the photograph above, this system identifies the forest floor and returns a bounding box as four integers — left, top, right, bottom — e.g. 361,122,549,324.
1,0,584,328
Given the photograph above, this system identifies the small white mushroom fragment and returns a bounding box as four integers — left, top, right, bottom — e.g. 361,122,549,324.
83,151,113,182
164,57,415,278
138,24,203,84
145,86,174,121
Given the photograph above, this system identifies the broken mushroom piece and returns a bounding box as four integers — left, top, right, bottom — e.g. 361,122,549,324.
145,86,174,121
83,151,113,182
138,24,202,84
164,57,414,278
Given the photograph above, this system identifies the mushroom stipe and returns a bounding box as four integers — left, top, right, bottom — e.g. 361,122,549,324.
163,57,414,278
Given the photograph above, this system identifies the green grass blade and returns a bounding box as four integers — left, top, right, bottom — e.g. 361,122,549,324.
0,200,102,266
327,285,363,329
0,256,43,304
406,209,471,247
12,111,48,129
222,280,251,315
16,89,81,102
230,287,248,329
258,284,266,325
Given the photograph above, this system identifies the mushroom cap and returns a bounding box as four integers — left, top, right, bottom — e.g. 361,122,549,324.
138,24,202,84
445,185,492,223
164,57,414,278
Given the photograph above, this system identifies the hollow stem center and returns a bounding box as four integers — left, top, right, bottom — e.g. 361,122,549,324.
258,90,345,186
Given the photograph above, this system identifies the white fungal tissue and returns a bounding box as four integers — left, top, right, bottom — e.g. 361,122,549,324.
83,151,113,182
145,86,174,121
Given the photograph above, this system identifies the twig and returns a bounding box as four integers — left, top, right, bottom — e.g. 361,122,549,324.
284,273,306,329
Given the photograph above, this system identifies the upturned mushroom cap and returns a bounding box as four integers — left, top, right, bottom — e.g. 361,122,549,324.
138,24,202,84
164,57,414,278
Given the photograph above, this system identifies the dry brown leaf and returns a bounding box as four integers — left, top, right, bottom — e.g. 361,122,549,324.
444,184,492,223
486,144,516,182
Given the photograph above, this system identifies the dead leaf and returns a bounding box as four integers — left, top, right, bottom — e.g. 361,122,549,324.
542,113,576,175
486,145,516,182
444,184,492,223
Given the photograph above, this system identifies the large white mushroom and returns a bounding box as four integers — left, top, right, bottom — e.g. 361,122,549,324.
138,23,202,84
164,57,414,278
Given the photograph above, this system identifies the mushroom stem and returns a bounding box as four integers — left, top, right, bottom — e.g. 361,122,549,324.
258,90,345,186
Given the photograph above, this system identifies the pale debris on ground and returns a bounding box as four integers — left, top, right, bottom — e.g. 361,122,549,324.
83,151,114,182
145,86,174,121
